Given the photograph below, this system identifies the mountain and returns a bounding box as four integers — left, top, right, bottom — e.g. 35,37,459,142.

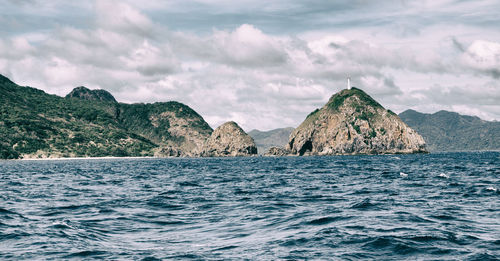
279,87,427,155
66,86,117,103
0,74,212,159
200,121,257,157
117,102,213,157
248,127,294,154
399,109,500,152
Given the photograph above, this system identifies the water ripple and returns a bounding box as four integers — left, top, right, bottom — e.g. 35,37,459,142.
0,152,499,260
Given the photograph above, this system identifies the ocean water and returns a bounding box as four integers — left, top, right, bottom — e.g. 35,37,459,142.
0,152,499,260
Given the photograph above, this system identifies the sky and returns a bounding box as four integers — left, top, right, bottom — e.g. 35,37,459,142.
1,0,500,130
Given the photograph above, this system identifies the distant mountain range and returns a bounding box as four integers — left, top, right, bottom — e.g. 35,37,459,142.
399,109,500,152
248,127,294,154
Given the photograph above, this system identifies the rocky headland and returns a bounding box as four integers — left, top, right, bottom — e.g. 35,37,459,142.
268,87,427,156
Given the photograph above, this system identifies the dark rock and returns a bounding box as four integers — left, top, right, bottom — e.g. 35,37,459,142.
264,147,290,156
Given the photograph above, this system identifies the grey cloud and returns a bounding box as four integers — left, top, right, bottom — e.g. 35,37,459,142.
452,37,466,52
460,39,500,79
389,82,500,121
414,83,500,106
95,0,154,37
6,0,37,5
168,25,288,68
1,0,500,130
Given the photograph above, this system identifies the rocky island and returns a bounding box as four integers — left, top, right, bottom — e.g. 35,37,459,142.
267,87,427,156
199,121,257,157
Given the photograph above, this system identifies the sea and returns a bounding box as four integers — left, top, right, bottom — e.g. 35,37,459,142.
0,152,499,260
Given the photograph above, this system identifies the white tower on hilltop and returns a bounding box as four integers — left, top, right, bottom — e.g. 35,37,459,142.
347,76,351,90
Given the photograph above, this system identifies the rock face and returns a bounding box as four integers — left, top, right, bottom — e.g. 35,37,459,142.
286,87,427,155
200,121,258,157
66,86,117,103
264,147,290,156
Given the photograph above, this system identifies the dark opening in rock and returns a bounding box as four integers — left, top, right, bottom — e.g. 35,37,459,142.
299,140,313,156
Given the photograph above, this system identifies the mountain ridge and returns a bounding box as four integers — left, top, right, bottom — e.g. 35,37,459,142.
248,127,294,154
0,74,213,159
399,109,500,152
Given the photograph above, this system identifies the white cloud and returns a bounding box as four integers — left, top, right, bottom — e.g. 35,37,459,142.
461,40,500,78
120,40,179,76
0,37,34,59
1,0,500,131
95,0,153,36
210,24,288,67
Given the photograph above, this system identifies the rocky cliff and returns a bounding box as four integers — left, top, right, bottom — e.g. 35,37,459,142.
284,87,427,155
200,121,257,157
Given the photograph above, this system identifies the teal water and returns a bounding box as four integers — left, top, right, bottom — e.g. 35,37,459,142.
0,152,499,260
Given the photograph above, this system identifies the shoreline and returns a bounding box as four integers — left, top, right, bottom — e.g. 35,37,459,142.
18,156,159,161
1,150,498,161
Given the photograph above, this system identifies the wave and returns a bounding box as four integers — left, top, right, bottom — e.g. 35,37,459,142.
0,151,498,260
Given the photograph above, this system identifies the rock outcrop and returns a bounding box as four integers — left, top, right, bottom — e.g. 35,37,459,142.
66,86,117,103
264,147,290,156
285,87,427,155
200,121,258,157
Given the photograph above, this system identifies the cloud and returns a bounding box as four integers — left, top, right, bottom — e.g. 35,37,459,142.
95,0,153,36
6,0,37,6
1,0,500,130
210,24,288,67
0,37,34,59
169,24,288,68
360,75,402,96
121,40,179,76
461,40,500,78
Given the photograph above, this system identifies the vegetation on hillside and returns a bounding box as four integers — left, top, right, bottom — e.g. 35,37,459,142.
399,109,500,152
0,74,212,159
327,87,383,111
118,101,212,145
